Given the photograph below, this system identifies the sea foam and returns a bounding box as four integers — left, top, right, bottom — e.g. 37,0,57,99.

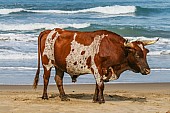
27,5,136,15
0,23,90,31
0,6,136,15
0,52,37,60
0,8,24,15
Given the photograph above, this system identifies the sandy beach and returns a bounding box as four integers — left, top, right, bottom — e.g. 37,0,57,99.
0,83,170,113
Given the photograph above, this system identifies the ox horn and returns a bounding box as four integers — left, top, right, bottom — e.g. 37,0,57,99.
124,39,134,48
142,38,159,46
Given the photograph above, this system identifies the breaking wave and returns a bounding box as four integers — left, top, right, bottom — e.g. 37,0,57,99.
0,6,136,15
27,5,136,15
0,8,24,15
0,23,91,31
0,33,36,42
0,66,37,70
0,52,37,60
148,50,170,56
1,6,169,16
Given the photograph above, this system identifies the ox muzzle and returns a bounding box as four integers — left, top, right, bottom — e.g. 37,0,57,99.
141,68,150,75
131,62,151,75
140,59,150,75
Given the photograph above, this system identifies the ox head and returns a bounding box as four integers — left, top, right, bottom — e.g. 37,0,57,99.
124,38,159,75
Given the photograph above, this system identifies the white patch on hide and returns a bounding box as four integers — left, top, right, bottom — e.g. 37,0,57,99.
66,33,107,84
43,29,60,71
43,60,53,71
138,44,144,51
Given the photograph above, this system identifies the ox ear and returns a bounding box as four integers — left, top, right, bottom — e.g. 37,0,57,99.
142,38,159,46
124,39,134,48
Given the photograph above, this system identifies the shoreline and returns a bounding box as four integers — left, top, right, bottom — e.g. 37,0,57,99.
0,83,170,113
0,82,170,91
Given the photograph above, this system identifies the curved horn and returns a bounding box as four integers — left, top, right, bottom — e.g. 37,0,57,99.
124,39,134,48
142,38,159,46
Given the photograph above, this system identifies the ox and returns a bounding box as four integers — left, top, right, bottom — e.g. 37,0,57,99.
33,28,158,103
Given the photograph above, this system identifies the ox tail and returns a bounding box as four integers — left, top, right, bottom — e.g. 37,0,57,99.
33,32,43,89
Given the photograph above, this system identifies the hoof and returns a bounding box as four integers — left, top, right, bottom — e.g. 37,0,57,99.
92,98,99,103
92,99,105,104
42,96,48,100
60,95,70,101
92,100,98,103
99,100,105,104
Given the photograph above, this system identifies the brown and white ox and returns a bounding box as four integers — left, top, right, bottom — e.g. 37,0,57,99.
33,28,158,103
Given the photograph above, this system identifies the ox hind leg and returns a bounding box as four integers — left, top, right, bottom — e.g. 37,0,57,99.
42,66,52,99
54,67,70,101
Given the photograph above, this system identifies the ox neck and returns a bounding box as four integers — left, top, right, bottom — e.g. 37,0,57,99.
114,60,131,77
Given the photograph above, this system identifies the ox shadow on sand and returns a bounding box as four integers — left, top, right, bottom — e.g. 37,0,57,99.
47,93,147,103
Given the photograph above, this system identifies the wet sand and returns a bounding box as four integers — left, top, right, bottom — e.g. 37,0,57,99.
0,83,170,113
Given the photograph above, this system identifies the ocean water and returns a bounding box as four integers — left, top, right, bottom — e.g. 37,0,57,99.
0,0,170,85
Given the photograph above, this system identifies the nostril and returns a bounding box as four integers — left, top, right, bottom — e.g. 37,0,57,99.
145,68,150,74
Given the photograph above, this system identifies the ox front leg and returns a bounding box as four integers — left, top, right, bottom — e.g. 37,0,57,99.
93,82,99,102
92,66,105,104
54,68,70,101
42,67,51,100
93,81,105,104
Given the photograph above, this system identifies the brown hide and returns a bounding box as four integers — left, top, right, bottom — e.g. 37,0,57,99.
99,38,127,69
